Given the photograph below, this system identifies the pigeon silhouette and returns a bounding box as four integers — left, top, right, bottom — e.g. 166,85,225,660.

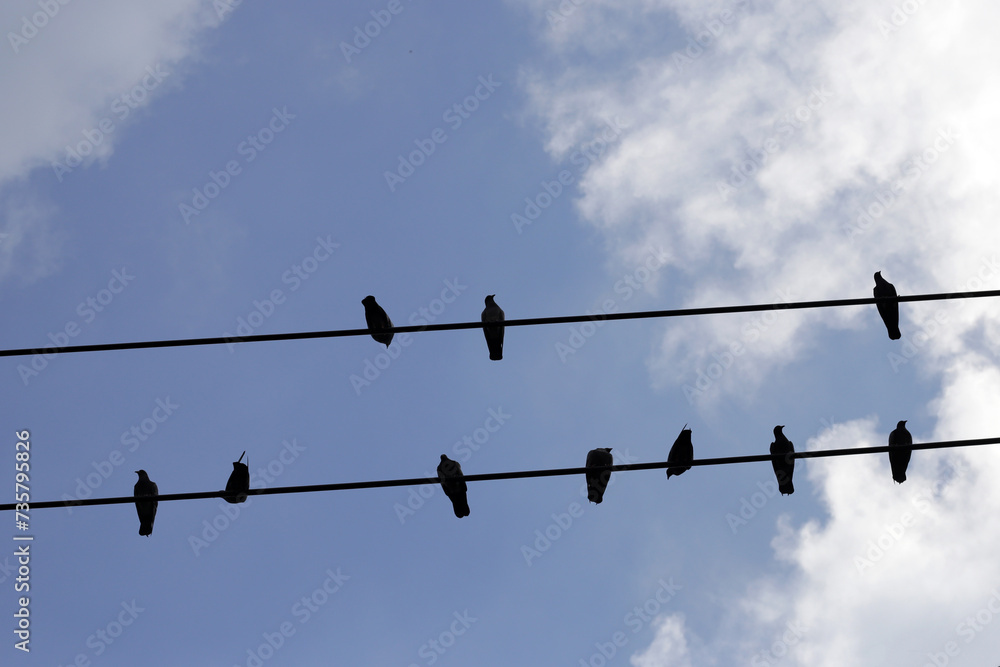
437,455,470,518
134,470,158,537
362,295,393,347
666,425,693,479
770,426,795,495
481,295,505,361
873,271,901,340
888,420,912,484
585,448,614,504
224,451,250,504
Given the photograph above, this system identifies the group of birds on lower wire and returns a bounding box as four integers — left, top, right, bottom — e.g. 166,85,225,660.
131,272,908,532
132,421,915,530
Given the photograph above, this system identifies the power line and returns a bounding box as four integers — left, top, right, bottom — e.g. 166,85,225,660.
1,288,998,359
4,436,996,512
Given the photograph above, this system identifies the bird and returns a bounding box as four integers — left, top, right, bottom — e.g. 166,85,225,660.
481,294,505,361
585,448,614,504
437,455,470,518
666,425,693,479
224,451,250,504
770,426,795,495
362,295,393,347
873,271,901,340
134,470,158,537
888,420,912,484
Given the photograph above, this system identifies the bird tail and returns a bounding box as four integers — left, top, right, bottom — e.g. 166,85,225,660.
890,328,901,340
779,482,794,495
139,522,153,536
489,350,503,361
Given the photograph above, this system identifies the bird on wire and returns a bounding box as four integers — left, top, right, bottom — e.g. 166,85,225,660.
437,455,470,518
873,271,902,340
666,425,693,479
362,295,394,347
481,294,505,361
888,420,912,484
224,451,250,504
585,448,614,504
134,470,158,537
770,426,795,495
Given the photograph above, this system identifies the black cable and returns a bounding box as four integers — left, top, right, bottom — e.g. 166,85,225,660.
3,436,996,512
1,288,998,358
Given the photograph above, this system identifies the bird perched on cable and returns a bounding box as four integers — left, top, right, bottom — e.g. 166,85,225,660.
888,420,912,484
873,271,901,340
134,470,158,537
770,426,795,495
481,294,505,361
224,451,250,504
362,295,393,347
666,425,693,479
585,448,614,504
437,455,470,518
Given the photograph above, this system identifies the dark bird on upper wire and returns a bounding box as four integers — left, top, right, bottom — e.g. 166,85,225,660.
666,425,693,479
888,420,912,484
585,447,614,504
134,470,158,537
362,295,393,347
873,271,901,340
481,294,505,361
770,426,795,495
224,451,250,504
437,455,470,518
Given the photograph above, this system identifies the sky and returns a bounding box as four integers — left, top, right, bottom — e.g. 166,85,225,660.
1,0,999,665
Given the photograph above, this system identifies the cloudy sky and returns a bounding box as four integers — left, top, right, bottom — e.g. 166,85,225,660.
2,0,999,665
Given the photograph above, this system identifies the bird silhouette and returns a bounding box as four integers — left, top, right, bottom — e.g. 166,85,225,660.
134,470,158,536
362,295,393,347
666,425,693,479
481,295,505,361
888,420,912,484
585,448,614,504
437,455,470,518
224,451,250,504
770,426,795,495
873,271,901,340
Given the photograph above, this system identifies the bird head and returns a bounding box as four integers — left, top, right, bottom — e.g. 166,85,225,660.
774,425,785,436
440,454,449,462
874,271,884,283
898,420,907,428
485,294,496,306
135,470,148,480
362,295,376,306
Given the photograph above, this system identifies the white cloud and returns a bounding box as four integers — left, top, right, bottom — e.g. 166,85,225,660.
522,0,1000,400
629,614,693,667
524,0,1000,664
0,0,231,283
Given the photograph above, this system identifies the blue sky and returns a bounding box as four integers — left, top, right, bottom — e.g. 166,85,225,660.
3,1,1000,665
